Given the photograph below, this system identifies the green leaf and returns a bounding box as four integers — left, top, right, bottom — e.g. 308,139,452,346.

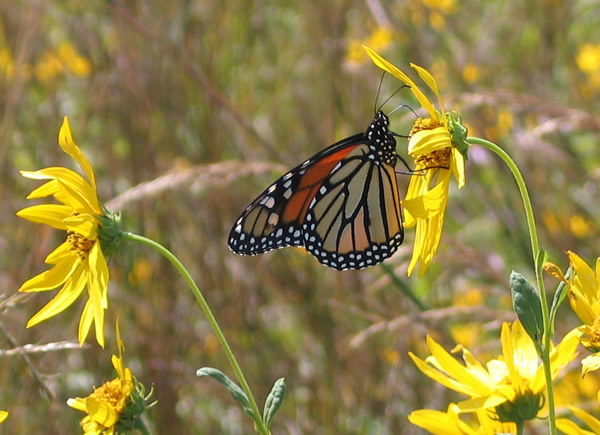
549,267,571,336
196,367,255,420
263,378,286,428
510,271,543,345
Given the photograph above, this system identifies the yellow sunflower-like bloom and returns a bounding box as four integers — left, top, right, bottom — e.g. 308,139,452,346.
363,46,467,276
68,321,135,434
546,251,600,376
408,402,516,434
17,117,109,347
557,392,600,434
409,321,579,422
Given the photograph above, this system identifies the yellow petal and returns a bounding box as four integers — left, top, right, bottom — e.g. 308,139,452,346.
411,63,447,120
16,204,71,230
0,411,7,423
64,213,98,240
78,299,98,347
362,46,439,121
24,179,60,199
570,406,600,433
59,117,97,191
26,266,86,327
19,257,81,292
455,395,508,413
45,240,72,264
55,179,99,216
23,167,101,213
89,242,109,309
450,147,466,189
408,408,471,435
581,353,600,377
67,397,88,412
409,352,480,397
402,171,450,220
426,336,493,394
408,127,452,156
116,317,124,357
112,354,125,380
86,396,119,427
556,417,595,435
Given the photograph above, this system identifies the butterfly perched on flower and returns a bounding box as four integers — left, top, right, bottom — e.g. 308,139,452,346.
228,111,405,270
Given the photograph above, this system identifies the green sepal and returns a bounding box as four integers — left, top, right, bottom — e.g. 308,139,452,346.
97,206,122,257
263,378,286,429
446,111,469,159
510,271,543,346
196,367,255,420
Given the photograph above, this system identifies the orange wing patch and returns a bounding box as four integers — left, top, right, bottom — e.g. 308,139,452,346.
282,145,358,223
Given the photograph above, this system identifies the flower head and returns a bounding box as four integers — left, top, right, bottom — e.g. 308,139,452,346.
68,320,154,434
17,117,119,347
409,321,579,422
546,251,600,376
0,411,7,423
363,46,467,276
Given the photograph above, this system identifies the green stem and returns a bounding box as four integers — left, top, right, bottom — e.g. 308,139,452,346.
468,137,556,435
380,263,429,311
122,232,268,435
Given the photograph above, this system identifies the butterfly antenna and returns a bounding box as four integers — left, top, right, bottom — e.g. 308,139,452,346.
377,84,411,113
388,103,419,119
374,71,386,115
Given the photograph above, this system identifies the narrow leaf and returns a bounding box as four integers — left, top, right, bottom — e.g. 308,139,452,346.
549,267,571,336
196,367,255,419
510,271,543,345
263,378,286,428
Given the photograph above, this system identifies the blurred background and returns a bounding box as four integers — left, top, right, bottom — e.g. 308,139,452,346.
2,0,600,433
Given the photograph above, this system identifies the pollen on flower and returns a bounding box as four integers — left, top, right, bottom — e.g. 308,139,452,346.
67,232,94,259
414,148,451,170
90,378,131,412
409,118,444,137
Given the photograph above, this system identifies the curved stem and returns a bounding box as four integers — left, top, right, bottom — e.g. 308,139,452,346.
468,137,556,435
121,232,268,435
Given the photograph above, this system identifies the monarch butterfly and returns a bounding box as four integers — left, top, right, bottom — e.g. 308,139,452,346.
228,111,405,270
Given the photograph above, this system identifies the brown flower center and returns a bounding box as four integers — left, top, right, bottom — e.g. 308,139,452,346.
414,148,451,171
67,232,94,259
408,117,444,137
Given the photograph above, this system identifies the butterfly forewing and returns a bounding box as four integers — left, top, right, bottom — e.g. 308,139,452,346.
228,111,404,270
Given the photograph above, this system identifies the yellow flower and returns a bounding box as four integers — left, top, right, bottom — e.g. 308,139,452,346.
363,46,467,276
547,251,600,376
17,117,109,347
409,402,516,434
346,27,393,64
557,392,600,435
68,321,135,434
0,411,7,422
577,43,600,75
409,321,580,421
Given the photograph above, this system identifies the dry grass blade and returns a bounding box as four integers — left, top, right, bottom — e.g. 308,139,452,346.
106,161,286,211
